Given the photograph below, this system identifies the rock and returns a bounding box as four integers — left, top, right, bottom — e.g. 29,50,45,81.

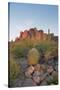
34,64,46,72
32,71,41,84
33,71,41,77
41,64,47,72
40,80,47,85
40,57,46,64
19,58,28,71
25,71,32,78
35,77,40,84
45,52,52,61
32,70,43,84
22,78,36,86
46,71,58,85
13,78,24,87
33,75,40,84
40,72,48,81
52,71,58,78
25,65,34,78
45,74,53,83
55,65,58,72
32,71,48,85
55,60,58,65
34,64,41,71
47,66,54,74
47,59,54,66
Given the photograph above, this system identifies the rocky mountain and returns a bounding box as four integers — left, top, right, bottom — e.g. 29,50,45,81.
14,28,57,42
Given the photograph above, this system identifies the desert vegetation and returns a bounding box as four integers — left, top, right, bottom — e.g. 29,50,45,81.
9,28,58,87
10,58,20,86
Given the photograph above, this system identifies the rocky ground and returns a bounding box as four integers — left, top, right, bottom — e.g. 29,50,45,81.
13,57,58,87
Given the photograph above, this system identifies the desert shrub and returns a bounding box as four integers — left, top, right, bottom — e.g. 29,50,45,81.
45,47,58,61
47,75,58,85
12,45,29,59
35,44,47,53
10,59,20,86
35,43,54,53
52,72,58,84
27,48,40,65
35,42,58,61
50,48,58,58
47,70,58,85
44,51,52,61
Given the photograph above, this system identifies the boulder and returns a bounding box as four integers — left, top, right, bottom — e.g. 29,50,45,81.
41,64,47,72
22,78,36,86
55,65,58,72
45,75,53,83
32,70,43,84
25,65,34,78
34,64,41,71
20,58,28,71
47,66,54,74
40,80,47,85
52,71,58,79
33,75,40,84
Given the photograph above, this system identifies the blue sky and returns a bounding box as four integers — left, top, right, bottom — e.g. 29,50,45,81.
8,3,58,41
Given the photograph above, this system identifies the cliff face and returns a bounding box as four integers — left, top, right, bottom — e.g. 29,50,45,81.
15,28,57,42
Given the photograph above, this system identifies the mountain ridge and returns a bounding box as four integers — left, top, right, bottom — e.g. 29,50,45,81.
14,27,58,42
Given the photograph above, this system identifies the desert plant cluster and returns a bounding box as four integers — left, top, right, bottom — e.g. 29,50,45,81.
9,28,58,87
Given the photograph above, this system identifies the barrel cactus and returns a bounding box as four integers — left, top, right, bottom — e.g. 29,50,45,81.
27,48,40,65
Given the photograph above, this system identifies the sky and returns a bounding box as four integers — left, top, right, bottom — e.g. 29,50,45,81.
8,3,58,41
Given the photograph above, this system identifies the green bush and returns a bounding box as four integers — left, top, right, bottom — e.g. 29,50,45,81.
10,59,20,86
35,44,46,55
50,48,58,58
45,47,58,61
27,48,40,65
12,46,29,59
35,42,58,61
47,76,58,85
